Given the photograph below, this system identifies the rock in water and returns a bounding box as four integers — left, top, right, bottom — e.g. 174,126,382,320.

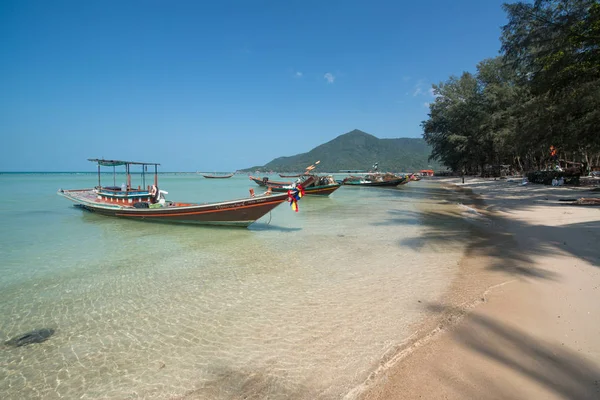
4,328,55,347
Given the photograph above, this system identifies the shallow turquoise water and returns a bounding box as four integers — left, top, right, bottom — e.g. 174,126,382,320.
0,173,469,399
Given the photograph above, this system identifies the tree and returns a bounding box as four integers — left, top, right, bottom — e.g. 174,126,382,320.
423,72,490,176
501,0,600,155
422,1,600,175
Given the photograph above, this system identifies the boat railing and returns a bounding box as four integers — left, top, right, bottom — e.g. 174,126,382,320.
97,187,152,199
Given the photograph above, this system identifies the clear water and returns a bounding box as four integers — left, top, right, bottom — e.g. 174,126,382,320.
0,173,468,399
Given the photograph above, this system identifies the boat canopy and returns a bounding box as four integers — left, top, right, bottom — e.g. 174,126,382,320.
88,158,160,167
88,158,160,189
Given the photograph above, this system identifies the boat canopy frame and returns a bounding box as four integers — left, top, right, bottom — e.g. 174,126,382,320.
88,158,161,192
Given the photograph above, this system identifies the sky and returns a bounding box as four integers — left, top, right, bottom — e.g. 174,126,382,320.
0,0,510,172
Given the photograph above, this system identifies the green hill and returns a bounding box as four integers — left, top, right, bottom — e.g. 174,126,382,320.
243,129,440,172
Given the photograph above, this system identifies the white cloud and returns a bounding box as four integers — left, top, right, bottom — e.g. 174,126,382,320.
324,72,335,84
423,102,430,108
295,71,303,78
413,87,424,96
412,80,437,98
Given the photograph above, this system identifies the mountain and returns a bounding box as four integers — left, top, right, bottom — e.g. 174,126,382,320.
243,129,440,172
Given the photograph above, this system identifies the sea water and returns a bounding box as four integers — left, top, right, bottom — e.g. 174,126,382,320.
0,173,470,399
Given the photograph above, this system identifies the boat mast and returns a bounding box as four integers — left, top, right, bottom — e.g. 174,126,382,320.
97,164,101,188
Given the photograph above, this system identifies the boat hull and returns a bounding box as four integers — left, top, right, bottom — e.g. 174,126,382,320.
342,177,407,187
249,176,291,187
202,174,234,179
270,183,341,196
59,189,288,227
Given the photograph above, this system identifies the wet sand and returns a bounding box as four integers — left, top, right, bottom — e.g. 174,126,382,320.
355,178,600,400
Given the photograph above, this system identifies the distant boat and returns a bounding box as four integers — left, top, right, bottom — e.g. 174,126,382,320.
58,159,289,227
279,173,303,178
202,173,234,179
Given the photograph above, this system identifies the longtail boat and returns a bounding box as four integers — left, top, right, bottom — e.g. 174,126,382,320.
252,161,322,187
268,175,341,196
59,159,289,227
202,173,234,179
342,173,408,187
249,176,291,188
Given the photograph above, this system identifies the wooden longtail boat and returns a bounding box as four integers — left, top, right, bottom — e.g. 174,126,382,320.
202,173,234,179
252,161,323,187
342,174,408,187
249,176,291,188
59,159,289,227
270,183,340,196
268,175,341,196
278,161,321,179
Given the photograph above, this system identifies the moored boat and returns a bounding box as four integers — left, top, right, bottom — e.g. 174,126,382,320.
59,159,290,227
252,161,322,187
268,175,341,196
270,176,341,196
341,173,408,187
202,173,234,179
249,176,291,188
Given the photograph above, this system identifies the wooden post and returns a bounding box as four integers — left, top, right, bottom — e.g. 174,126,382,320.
154,165,158,187
126,164,131,191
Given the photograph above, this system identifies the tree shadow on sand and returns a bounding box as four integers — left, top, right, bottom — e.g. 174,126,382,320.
374,185,599,280
375,208,561,280
427,303,600,400
449,179,600,213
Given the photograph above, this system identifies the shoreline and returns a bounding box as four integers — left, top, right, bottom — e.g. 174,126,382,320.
346,179,510,399
352,178,600,399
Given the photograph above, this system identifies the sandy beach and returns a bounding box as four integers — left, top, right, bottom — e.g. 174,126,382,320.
356,178,600,400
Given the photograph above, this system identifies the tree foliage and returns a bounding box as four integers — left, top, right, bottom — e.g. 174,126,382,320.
423,0,600,175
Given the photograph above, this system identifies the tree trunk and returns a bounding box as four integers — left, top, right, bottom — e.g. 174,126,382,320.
516,155,523,173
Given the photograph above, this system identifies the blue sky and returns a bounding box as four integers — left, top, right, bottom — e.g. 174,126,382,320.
1,0,509,172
